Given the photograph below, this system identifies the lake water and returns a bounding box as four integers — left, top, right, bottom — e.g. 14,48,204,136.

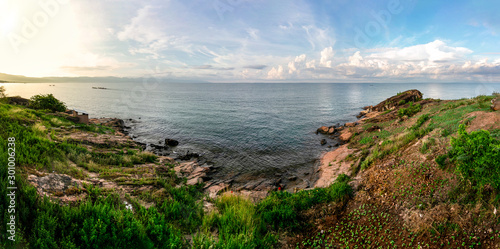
3,82,499,175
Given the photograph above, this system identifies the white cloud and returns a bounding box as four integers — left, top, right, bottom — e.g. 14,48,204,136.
368,40,472,63
306,60,316,69
262,40,500,82
320,47,334,67
117,5,189,59
267,65,285,79
288,54,306,74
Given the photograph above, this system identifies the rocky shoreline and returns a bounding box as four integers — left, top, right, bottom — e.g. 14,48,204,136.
47,89,429,202
313,89,427,188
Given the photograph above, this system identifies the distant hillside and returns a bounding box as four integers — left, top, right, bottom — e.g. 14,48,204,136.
0,72,209,83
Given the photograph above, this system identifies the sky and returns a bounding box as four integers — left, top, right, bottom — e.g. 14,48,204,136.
1,0,500,83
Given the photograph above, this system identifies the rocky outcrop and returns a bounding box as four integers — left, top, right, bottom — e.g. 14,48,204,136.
174,161,213,186
314,144,355,188
65,131,137,148
371,89,423,112
28,173,90,203
90,118,129,134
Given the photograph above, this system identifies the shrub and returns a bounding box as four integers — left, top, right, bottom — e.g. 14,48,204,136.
359,136,373,145
30,94,67,112
450,125,500,190
411,114,430,130
257,174,352,230
435,154,448,169
0,86,6,98
398,102,422,118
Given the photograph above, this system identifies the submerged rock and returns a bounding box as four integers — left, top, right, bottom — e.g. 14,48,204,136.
165,138,179,146
320,139,327,145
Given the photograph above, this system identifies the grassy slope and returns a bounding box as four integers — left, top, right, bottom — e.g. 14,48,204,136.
292,94,500,248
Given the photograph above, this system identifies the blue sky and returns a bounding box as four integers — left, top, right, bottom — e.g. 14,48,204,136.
1,0,499,82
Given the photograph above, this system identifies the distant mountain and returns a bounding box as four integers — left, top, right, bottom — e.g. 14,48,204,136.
0,73,209,84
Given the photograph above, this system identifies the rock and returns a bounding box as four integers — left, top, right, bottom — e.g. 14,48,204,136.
320,139,327,145
288,175,298,181
491,98,500,111
339,131,353,142
187,177,203,185
150,143,167,150
345,122,356,127
178,151,199,160
357,110,370,118
371,89,423,112
317,126,329,134
366,125,381,132
328,127,335,134
165,138,179,146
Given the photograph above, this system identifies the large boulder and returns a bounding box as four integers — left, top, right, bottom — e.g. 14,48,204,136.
491,98,500,111
317,126,329,134
339,131,353,142
372,89,423,112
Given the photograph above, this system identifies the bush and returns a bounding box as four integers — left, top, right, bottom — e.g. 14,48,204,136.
0,86,6,98
411,114,430,130
257,174,352,230
30,94,67,112
398,102,422,118
450,125,500,190
435,154,447,169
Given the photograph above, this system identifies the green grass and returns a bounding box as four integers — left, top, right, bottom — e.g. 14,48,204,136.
257,174,352,231
398,102,421,118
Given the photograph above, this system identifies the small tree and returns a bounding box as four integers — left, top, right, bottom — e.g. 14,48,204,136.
30,94,67,112
0,86,6,98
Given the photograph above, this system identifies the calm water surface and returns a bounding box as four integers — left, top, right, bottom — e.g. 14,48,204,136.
3,82,499,174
